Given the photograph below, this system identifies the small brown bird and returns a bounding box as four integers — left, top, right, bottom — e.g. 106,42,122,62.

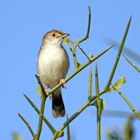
37,30,69,117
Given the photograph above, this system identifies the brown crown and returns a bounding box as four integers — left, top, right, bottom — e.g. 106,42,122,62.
43,29,65,40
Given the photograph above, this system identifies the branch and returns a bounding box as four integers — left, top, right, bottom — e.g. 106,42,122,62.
24,94,56,134
34,47,113,139
95,64,101,140
67,5,91,46
105,16,132,90
35,75,46,97
88,67,92,100
112,86,140,120
65,38,80,69
66,115,71,140
72,47,79,69
49,45,113,95
34,97,46,140
78,44,92,61
79,5,91,44
51,89,106,140
123,55,140,72
34,75,47,140
33,42,113,140
18,113,35,137
66,5,91,69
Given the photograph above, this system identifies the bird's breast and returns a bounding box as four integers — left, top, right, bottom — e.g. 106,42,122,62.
37,46,69,87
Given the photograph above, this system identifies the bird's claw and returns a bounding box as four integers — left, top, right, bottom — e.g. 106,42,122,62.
59,79,66,89
45,88,52,99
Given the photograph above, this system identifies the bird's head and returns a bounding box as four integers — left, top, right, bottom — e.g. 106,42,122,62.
42,30,70,46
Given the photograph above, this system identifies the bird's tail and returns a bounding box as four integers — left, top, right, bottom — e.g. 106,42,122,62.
52,89,65,118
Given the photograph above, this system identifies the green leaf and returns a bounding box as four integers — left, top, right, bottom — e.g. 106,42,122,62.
36,86,43,97
109,77,126,92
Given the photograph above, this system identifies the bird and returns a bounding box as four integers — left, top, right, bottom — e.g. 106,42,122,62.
37,29,70,118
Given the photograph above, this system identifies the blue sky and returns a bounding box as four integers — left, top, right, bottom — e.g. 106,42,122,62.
0,0,140,140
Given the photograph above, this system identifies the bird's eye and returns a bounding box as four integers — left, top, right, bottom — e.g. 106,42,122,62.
52,33,56,37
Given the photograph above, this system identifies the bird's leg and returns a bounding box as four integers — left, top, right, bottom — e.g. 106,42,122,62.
45,87,52,99
59,79,66,89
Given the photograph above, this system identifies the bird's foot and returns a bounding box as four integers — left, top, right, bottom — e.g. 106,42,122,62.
45,88,52,99
59,79,66,89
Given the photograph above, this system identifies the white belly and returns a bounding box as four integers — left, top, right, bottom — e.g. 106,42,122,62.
37,46,69,87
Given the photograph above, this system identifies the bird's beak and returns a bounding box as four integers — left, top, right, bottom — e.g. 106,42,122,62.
61,33,70,39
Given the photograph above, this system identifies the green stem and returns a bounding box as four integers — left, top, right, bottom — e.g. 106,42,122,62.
79,5,91,43
113,87,140,120
35,75,46,97
67,5,91,69
51,90,106,140
97,115,101,140
68,6,90,46
105,17,132,90
88,67,92,100
24,94,56,134
66,115,71,140
72,47,79,69
118,91,134,111
95,64,100,97
95,64,101,140
49,46,113,95
123,55,140,72
34,97,46,140
78,45,91,61
18,113,35,137
33,27,112,140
